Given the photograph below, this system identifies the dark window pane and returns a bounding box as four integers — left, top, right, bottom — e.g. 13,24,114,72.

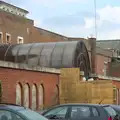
71,106,91,119
44,106,68,119
92,107,99,116
103,106,117,116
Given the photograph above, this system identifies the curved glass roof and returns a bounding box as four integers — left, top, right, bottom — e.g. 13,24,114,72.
0,41,91,77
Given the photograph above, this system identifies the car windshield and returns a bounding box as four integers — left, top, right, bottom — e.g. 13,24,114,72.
19,109,48,120
103,106,117,116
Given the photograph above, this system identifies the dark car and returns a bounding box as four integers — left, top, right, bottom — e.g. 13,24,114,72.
42,103,120,120
0,103,48,120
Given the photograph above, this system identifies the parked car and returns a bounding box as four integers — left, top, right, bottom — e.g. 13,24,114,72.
110,105,120,115
0,103,48,120
42,103,120,120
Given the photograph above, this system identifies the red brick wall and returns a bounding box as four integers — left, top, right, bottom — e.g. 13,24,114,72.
0,11,68,44
30,27,68,43
0,11,33,44
107,62,120,77
0,67,59,109
95,54,111,75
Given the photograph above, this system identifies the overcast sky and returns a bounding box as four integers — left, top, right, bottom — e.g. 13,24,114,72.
3,0,120,40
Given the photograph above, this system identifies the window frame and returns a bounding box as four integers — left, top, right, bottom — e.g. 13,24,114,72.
69,105,100,119
43,106,70,119
17,36,24,44
70,105,92,119
6,33,11,44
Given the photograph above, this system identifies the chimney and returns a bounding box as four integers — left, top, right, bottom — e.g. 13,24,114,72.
88,37,96,74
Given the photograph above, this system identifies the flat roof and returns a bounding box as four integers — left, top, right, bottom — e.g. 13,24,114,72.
0,60,60,74
97,39,120,42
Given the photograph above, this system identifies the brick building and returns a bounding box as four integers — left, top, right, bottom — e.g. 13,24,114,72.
0,1,68,44
0,1,115,77
0,40,91,110
97,40,120,77
0,61,60,110
0,0,120,109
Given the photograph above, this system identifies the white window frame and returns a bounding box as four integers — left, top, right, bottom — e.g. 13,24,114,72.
17,36,24,44
0,32,3,43
6,33,11,44
103,61,108,76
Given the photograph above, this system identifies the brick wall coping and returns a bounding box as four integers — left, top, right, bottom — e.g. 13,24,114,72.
0,60,60,74
97,75,120,81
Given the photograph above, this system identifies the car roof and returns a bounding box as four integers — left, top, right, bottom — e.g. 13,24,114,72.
0,104,25,111
110,105,120,110
50,103,109,107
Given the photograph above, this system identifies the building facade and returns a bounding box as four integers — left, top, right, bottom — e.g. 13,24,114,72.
0,1,68,44
0,61,60,110
0,1,114,77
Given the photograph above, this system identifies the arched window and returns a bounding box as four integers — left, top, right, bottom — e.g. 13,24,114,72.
52,85,59,105
55,85,59,104
23,84,30,108
32,84,37,110
16,83,22,105
39,84,44,110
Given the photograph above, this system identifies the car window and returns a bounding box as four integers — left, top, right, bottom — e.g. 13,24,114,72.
71,106,91,119
92,107,99,116
112,107,120,115
44,106,68,119
0,110,24,120
103,106,117,116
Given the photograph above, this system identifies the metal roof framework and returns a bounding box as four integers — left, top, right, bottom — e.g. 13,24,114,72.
0,41,91,78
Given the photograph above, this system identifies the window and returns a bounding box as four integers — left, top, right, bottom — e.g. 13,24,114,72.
44,106,68,119
16,83,22,105
19,109,47,120
0,32,3,43
23,84,30,108
0,110,24,120
27,28,30,34
32,84,37,110
92,107,99,116
6,33,11,44
39,84,44,110
103,106,117,117
104,62,107,76
17,36,24,44
71,106,91,119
